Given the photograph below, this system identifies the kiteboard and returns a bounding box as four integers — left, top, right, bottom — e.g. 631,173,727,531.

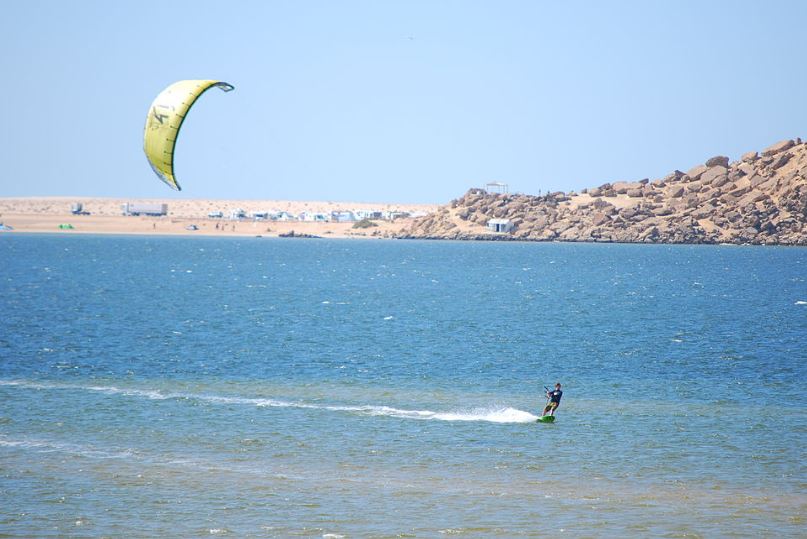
537,415,556,423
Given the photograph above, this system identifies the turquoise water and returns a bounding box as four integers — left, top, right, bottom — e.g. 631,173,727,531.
1,235,805,537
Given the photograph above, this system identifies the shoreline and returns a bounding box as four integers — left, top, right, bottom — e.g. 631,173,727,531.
0,213,405,239
0,197,435,239
2,214,803,246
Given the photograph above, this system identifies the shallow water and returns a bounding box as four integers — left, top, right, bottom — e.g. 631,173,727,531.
1,235,805,536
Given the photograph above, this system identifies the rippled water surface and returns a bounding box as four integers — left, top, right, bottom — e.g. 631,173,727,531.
1,235,805,537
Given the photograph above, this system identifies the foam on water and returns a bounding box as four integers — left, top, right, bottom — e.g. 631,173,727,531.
0,379,538,424
0,436,135,460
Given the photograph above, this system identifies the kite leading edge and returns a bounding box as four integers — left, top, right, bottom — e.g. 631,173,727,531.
143,80,234,191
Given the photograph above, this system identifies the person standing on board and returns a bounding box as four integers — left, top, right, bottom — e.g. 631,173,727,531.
542,383,563,417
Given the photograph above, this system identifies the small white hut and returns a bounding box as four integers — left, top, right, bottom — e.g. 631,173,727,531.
487,218,513,233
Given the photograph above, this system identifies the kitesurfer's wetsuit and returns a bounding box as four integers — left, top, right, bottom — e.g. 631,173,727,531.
543,389,562,415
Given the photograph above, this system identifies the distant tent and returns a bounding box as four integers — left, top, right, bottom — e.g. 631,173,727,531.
58,224,74,230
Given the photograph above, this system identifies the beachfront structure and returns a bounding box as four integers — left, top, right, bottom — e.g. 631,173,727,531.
331,211,357,223
354,209,384,220
71,202,90,215
384,210,411,220
487,218,513,233
485,181,509,194
121,203,167,216
207,211,224,219
299,212,330,222
273,211,296,221
250,212,270,220
230,209,246,220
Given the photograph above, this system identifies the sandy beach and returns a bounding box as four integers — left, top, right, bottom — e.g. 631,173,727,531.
0,197,437,238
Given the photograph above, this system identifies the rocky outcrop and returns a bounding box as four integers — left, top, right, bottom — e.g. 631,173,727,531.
279,230,321,238
397,138,807,245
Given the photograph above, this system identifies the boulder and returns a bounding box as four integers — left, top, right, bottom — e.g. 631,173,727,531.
762,139,794,156
728,169,746,182
738,191,769,207
771,153,791,170
531,215,549,229
627,188,644,197
687,165,709,181
720,192,739,204
692,205,716,220
670,186,685,198
592,212,610,226
612,182,630,194
741,151,759,162
705,155,730,168
621,207,638,219
737,162,755,176
592,198,613,209
748,174,767,188
711,174,730,188
701,166,728,185
730,185,751,198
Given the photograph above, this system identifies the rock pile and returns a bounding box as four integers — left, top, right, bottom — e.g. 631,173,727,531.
398,138,807,245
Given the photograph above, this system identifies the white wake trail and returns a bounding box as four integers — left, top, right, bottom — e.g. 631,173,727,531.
0,379,538,424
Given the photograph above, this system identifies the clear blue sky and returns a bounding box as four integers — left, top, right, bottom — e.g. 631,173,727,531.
1,0,805,203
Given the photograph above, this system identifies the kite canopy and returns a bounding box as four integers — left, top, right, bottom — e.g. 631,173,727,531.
143,80,234,191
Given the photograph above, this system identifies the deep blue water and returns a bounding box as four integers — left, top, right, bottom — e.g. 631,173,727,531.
1,235,805,537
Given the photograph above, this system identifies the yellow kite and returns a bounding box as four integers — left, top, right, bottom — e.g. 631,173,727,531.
143,80,234,190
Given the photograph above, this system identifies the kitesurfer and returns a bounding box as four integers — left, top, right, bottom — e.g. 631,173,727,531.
542,383,562,417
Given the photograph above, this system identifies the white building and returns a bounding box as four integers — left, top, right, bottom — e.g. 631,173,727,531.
274,211,296,221
354,209,384,220
487,218,513,233
331,211,356,223
122,203,167,216
384,211,411,220
299,211,330,222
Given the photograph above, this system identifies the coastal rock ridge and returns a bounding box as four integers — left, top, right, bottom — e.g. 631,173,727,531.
397,138,807,245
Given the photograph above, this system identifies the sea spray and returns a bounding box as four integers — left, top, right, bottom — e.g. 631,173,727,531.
0,379,537,424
